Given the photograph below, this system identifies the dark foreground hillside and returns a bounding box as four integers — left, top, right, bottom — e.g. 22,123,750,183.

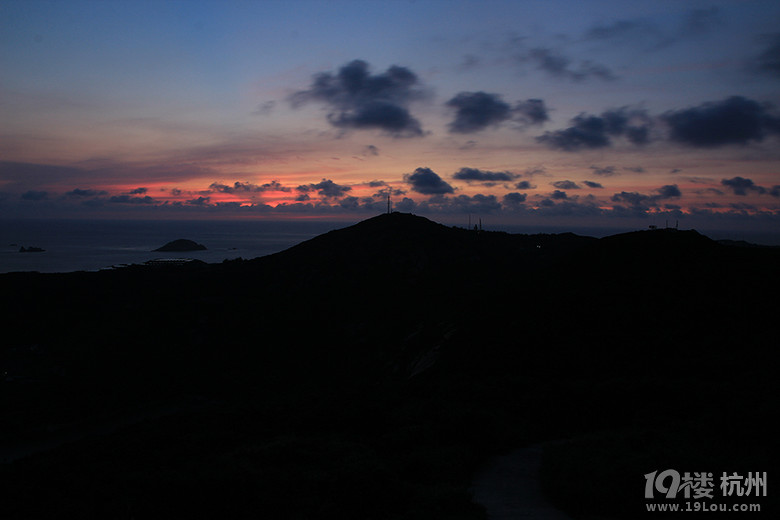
1,212,777,518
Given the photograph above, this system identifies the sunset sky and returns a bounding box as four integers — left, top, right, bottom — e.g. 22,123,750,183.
2,0,780,236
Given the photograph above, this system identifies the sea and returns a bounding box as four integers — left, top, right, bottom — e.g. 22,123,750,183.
0,218,352,274
2,217,778,274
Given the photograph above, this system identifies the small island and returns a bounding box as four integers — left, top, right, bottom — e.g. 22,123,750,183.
19,246,46,253
152,239,207,252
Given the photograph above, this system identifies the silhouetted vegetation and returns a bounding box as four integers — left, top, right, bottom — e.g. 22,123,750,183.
1,213,777,518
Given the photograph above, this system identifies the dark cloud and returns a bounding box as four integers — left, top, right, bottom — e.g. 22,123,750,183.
611,184,681,208
446,92,511,133
403,167,455,195
109,195,156,204
186,196,211,206
209,182,238,193
662,96,780,147
539,97,780,151
414,193,503,214
66,188,107,197
371,185,405,199
754,33,780,77
583,181,603,189
729,202,758,211
536,107,651,151
21,190,48,201
289,59,427,137
79,198,105,208
338,196,361,210
296,179,352,198
770,186,780,198
328,102,423,136
514,99,550,126
461,194,502,213
445,92,549,134
260,180,291,192
589,165,617,177
611,191,649,206
363,144,379,156
210,180,291,193
438,194,502,213
551,180,580,190
525,198,604,217
550,190,568,200
393,197,418,213
453,167,517,183
129,187,148,195
536,115,610,150
503,192,527,206
519,47,617,82
721,177,766,196
523,166,547,177
656,184,682,199
373,193,505,215
514,180,535,190
600,107,653,144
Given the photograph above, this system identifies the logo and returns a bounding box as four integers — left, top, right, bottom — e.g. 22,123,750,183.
644,470,766,513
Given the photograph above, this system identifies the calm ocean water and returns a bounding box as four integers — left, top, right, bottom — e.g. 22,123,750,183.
0,219,353,274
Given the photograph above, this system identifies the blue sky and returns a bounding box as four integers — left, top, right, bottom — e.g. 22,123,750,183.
2,0,780,237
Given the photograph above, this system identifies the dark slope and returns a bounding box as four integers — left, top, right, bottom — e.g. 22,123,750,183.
1,213,778,519
254,211,595,277
153,238,207,251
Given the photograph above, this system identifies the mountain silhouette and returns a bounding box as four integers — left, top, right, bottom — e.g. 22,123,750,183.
1,212,777,519
248,212,597,292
